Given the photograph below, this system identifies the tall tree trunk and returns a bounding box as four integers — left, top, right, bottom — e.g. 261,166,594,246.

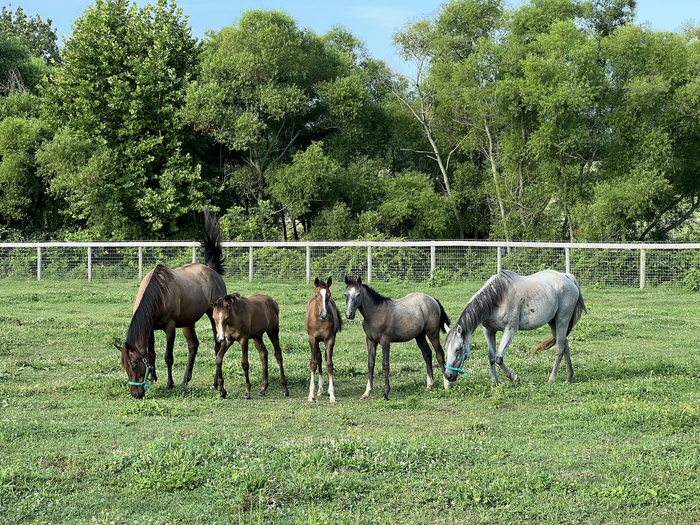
484,120,509,243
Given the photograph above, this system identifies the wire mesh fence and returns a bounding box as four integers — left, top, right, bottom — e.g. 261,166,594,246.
1,241,699,288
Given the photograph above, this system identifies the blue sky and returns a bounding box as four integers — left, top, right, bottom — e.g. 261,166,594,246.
10,0,700,73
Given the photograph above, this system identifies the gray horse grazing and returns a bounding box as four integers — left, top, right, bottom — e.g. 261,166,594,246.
344,276,450,401
443,269,586,386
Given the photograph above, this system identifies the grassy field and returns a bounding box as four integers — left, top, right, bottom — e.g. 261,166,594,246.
1,278,700,524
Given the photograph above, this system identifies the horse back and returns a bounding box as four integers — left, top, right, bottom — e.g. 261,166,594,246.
385,292,443,342
242,293,280,336
168,263,227,327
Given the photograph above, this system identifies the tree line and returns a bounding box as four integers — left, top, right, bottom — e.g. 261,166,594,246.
0,0,698,242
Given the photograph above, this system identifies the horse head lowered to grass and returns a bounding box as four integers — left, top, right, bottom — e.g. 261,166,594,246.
343,276,450,401
443,269,586,386
116,210,226,399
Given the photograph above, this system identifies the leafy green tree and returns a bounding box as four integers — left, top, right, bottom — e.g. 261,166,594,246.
0,6,61,64
184,10,339,203
0,94,55,228
576,24,700,240
38,0,203,239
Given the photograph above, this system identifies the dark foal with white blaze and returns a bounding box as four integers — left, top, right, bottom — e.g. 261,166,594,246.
343,276,450,401
443,269,587,386
116,210,226,399
211,293,289,400
305,276,343,403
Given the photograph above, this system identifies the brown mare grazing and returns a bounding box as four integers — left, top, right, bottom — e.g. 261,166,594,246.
116,210,226,399
211,293,289,399
305,276,343,403
344,276,451,401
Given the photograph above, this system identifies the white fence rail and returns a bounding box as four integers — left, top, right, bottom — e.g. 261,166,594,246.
1,240,699,288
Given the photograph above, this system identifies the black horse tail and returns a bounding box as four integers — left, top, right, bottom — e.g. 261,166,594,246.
436,298,451,333
201,208,225,276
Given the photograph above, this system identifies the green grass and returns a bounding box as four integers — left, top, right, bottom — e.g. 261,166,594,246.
1,279,700,524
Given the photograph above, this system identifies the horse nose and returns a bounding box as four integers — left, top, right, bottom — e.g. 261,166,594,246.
319,310,327,320
444,370,457,382
216,334,224,343
132,389,144,400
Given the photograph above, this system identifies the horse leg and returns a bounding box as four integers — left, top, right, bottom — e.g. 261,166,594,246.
495,327,520,383
268,330,289,397
308,336,320,403
240,337,251,399
148,331,157,383
564,339,574,383
164,323,177,390
181,325,199,386
415,332,435,390
548,322,570,384
381,340,391,401
361,337,378,400
215,339,231,398
252,338,268,396
427,329,449,391
325,335,336,404
208,314,221,389
483,328,499,386
315,342,325,398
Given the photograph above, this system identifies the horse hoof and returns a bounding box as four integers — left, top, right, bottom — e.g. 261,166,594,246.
220,390,227,399
258,392,265,397
330,397,337,404
244,395,251,400
512,374,520,383
282,391,290,397
360,394,368,400
307,397,316,403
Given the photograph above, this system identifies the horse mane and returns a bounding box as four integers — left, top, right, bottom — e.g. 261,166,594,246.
361,283,391,306
329,297,343,333
456,270,516,333
126,264,172,345
213,293,241,308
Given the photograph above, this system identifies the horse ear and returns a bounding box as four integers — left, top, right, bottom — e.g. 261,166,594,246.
344,275,350,285
357,276,362,286
327,275,332,287
115,344,125,352
444,323,450,334
314,277,320,287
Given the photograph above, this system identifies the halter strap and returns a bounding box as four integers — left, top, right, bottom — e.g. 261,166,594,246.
446,341,469,377
127,346,155,391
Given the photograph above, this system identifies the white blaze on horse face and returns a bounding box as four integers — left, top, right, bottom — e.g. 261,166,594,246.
213,308,227,342
319,288,328,319
345,286,360,319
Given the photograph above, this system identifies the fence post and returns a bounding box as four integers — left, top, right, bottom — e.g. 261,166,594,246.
192,246,196,264
249,247,254,283
138,246,143,281
640,248,646,289
497,246,502,273
88,247,92,282
367,245,372,283
430,244,436,279
37,247,42,281
565,247,571,274
306,246,311,285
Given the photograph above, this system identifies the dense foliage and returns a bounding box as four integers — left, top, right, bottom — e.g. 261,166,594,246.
0,0,698,241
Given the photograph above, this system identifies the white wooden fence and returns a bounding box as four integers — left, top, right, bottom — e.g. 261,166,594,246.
1,240,699,288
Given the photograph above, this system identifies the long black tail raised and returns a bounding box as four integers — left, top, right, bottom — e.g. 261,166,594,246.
202,209,225,276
